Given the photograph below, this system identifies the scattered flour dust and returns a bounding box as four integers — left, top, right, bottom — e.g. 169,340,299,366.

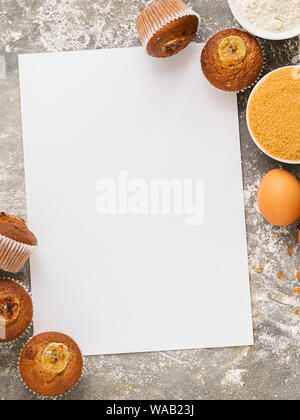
234,0,300,33
222,369,246,387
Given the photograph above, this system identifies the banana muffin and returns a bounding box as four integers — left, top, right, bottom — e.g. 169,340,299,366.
201,29,264,92
19,332,83,397
0,279,33,343
0,212,37,273
136,0,199,58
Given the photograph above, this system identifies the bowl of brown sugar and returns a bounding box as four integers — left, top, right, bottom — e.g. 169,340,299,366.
247,66,300,164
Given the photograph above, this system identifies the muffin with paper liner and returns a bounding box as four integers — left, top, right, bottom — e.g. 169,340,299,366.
0,212,37,273
201,28,264,92
136,0,199,58
19,332,83,397
0,279,33,343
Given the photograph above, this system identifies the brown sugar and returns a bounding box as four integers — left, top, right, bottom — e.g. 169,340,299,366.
248,67,300,162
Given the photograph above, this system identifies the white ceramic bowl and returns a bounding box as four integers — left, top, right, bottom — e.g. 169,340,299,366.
247,66,300,165
228,0,300,40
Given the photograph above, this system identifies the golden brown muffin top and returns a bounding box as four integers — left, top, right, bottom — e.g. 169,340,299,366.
201,28,264,92
0,279,33,343
20,332,83,397
0,213,37,246
146,15,199,58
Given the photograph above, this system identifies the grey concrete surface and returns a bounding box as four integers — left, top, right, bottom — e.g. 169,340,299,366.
0,0,299,400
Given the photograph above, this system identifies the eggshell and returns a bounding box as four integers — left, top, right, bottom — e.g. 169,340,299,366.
258,169,300,226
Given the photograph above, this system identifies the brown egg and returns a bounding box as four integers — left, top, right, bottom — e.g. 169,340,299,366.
258,169,300,226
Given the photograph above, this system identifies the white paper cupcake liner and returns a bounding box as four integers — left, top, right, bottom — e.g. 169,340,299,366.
0,233,37,273
0,277,33,346
137,0,200,52
18,331,84,399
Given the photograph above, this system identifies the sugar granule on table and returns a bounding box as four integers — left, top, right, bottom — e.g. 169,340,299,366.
248,67,300,162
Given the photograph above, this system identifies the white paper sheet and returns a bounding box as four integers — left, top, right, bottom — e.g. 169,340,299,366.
19,44,253,356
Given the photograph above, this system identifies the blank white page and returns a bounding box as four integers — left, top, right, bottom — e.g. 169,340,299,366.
19,44,253,356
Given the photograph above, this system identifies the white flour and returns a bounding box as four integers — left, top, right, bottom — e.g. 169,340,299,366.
235,0,300,33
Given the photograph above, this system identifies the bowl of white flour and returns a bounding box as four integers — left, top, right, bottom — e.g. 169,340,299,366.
228,0,300,40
